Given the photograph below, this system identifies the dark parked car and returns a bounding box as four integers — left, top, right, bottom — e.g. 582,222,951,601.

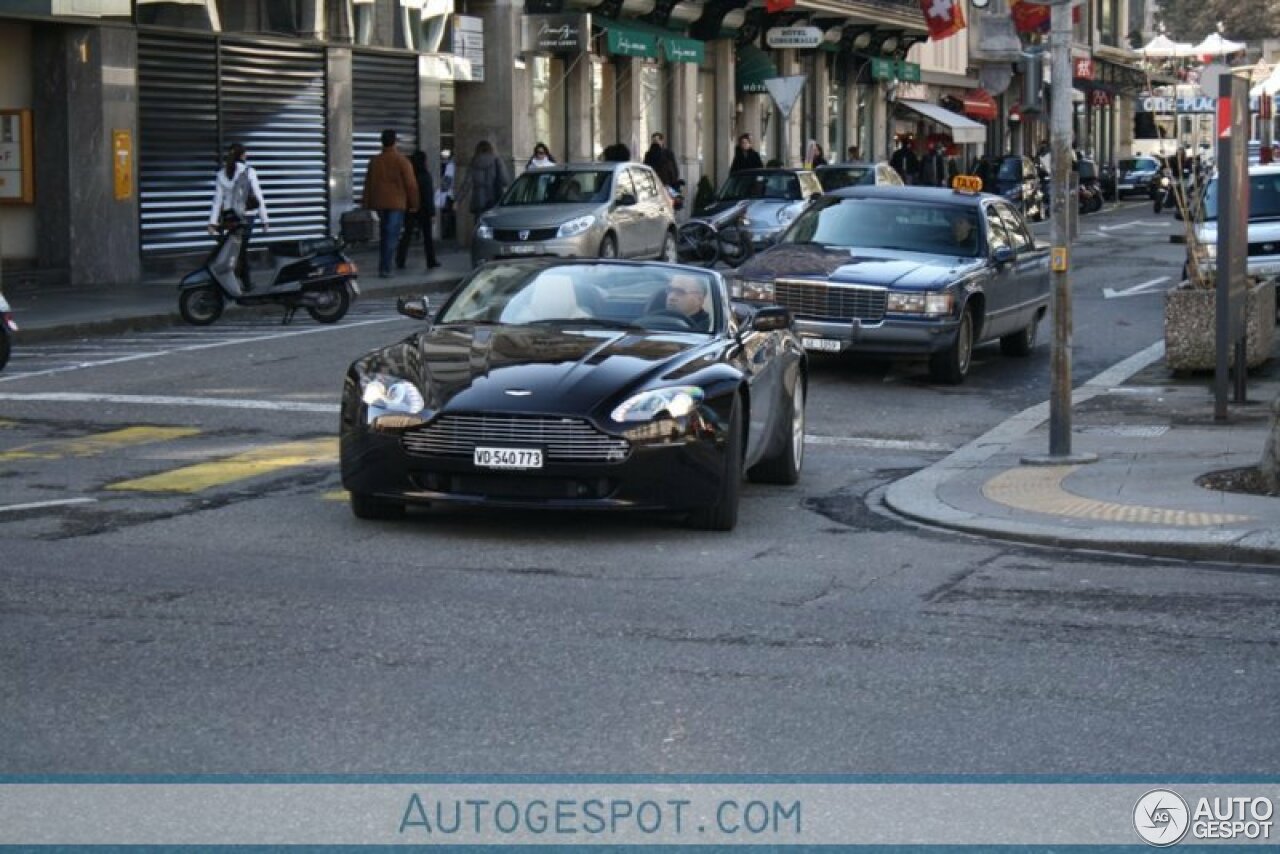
729,185,1050,383
698,168,824,250
340,259,808,530
1114,156,1161,199
971,154,1046,222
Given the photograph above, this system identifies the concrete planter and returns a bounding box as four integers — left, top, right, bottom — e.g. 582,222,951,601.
1164,280,1277,372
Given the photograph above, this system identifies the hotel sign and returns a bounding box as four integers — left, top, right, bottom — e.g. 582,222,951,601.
766,26,823,49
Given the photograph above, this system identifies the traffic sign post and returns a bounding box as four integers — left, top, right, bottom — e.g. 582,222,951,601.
1215,71,1251,420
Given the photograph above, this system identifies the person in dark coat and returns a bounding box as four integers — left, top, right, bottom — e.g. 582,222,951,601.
729,134,764,174
396,150,440,270
361,128,419,277
889,137,920,184
643,132,680,188
919,143,948,187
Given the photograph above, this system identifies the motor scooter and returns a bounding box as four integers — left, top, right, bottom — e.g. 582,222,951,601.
0,287,16,371
178,217,360,326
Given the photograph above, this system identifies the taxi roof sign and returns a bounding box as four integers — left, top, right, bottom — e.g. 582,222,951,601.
952,175,983,194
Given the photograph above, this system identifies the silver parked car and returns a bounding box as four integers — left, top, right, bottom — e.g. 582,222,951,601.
471,162,677,267
814,161,904,192
696,169,824,251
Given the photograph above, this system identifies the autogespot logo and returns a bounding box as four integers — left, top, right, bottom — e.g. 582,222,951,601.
1134,789,1190,847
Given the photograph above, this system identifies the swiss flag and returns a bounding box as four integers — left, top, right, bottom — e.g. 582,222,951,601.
919,0,965,41
1009,0,1081,33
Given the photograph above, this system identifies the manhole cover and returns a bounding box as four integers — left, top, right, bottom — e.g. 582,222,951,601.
1074,425,1169,437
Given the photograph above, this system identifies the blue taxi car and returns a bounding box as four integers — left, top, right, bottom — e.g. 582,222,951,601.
727,181,1050,383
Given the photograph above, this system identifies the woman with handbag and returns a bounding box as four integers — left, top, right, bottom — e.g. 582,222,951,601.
208,143,269,289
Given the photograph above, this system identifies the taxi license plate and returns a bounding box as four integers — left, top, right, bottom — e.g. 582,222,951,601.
802,337,842,353
474,447,543,470
505,244,540,255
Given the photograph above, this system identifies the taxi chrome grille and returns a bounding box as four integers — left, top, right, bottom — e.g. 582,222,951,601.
402,414,630,463
774,279,887,322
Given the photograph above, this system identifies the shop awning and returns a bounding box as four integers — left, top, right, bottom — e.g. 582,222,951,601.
603,19,660,59
736,44,778,94
962,89,997,121
897,99,986,144
664,35,704,64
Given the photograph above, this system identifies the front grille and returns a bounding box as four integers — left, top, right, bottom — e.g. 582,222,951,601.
1248,241,1280,257
774,279,887,322
402,414,630,463
493,227,559,242
412,472,617,500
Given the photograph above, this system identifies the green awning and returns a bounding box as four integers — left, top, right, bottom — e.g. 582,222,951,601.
736,44,778,94
664,36,704,64
604,19,660,59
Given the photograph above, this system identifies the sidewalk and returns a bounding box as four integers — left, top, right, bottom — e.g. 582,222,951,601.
886,340,1280,566
6,244,471,343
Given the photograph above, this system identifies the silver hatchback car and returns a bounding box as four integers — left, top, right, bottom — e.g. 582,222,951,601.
471,162,678,267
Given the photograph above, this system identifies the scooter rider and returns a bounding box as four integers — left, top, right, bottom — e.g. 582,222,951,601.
208,143,269,289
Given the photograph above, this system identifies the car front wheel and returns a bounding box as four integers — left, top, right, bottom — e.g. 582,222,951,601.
929,307,974,384
1000,312,1040,357
688,395,743,531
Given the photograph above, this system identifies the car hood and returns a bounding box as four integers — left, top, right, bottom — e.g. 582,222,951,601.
738,243,980,289
479,203,602,230
703,198,799,222
358,324,707,416
1196,218,1280,242
1122,169,1156,179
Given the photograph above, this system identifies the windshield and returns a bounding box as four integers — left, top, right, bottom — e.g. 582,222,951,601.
437,263,721,333
781,198,982,258
1201,172,1280,221
1119,158,1158,172
500,171,612,205
817,167,872,191
718,172,802,202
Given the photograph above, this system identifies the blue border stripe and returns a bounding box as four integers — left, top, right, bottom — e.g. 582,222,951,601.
2,774,1279,784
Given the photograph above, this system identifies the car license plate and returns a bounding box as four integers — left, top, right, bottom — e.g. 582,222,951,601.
801,337,842,353
505,244,540,255
474,447,543,470
1118,183,1134,190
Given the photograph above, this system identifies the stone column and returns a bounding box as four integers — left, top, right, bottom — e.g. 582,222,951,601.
810,52,830,163
712,39,735,185
671,59,699,218
33,24,141,286
327,47,354,234
777,49,803,167
615,57,641,158
564,52,594,163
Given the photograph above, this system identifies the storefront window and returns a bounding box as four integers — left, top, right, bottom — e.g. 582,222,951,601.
137,0,221,30
532,56,554,156
595,60,617,159
827,57,841,159
638,61,667,145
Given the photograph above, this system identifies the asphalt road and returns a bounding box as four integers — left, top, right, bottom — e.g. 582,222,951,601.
3,199,1278,775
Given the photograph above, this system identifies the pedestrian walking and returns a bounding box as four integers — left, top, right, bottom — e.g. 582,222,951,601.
643,132,680,188
889,137,919,184
526,142,557,171
804,139,827,169
846,145,861,162
602,142,631,162
729,134,763,174
458,140,509,218
395,150,440,271
361,129,419,278
207,142,270,290
919,143,947,187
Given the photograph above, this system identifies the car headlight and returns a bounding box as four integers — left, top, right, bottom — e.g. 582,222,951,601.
887,291,953,317
361,375,426,426
476,221,494,240
611,386,704,423
738,279,775,302
776,206,799,225
558,215,596,238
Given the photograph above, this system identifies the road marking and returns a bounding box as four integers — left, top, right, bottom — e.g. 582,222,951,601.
0,425,200,461
982,464,1252,526
0,392,338,413
1102,276,1171,299
804,434,954,452
1099,222,1142,231
0,497,98,514
107,437,337,493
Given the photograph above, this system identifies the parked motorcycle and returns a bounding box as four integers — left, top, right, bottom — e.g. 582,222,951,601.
1076,157,1104,215
1152,171,1174,214
179,220,359,326
0,287,15,371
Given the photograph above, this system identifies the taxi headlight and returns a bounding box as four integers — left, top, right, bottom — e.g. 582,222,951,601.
475,221,494,240
887,291,953,316
739,279,775,301
611,386,704,423
558,215,596,238
361,375,426,425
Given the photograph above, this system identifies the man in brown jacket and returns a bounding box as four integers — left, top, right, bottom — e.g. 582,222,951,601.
362,128,419,277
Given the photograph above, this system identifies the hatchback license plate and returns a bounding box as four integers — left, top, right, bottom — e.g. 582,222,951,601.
506,244,540,255
474,447,543,469
802,337,842,353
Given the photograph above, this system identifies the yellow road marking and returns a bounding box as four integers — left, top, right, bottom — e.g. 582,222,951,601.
322,490,348,501
0,419,16,428
983,465,1253,527
0,426,200,461
107,438,337,493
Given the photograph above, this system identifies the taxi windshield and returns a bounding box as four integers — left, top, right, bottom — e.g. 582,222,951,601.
781,198,981,257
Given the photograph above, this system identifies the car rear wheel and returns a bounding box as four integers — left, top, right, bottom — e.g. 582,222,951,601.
929,307,974,384
688,395,743,531
1000,312,1040,357
598,234,618,259
658,230,678,263
749,373,804,485
349,491,406,521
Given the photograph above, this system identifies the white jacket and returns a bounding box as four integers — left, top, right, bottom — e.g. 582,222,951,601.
209,162,269,227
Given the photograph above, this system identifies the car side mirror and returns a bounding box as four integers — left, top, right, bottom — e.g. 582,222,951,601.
616,193,638,207
397,296,431,321
751,305,792,332
992,246,1015,265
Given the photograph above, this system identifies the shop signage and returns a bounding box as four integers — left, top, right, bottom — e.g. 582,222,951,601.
451,15,485,82
1073,57,1094,80
523,13,589,54
1090,89,1111,107
765,26,823,49
871,58,921,83
606,25,658,58
664,37,704,64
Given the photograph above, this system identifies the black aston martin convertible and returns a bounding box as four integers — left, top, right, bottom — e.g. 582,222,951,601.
339,259,807,530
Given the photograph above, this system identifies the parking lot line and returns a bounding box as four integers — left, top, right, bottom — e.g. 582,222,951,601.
106,437,337,493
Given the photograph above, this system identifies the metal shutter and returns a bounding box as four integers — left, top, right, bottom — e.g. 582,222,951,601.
352,52,419,204
138,33,219,254
137,34,328,255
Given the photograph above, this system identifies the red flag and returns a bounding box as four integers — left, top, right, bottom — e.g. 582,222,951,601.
1009,0,1081,33
765,0,794,12
919,0,966,41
